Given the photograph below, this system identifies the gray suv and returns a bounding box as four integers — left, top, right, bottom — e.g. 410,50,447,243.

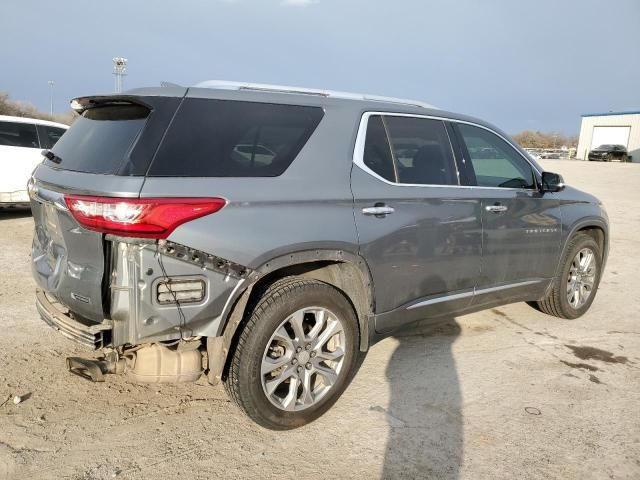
29,81,609,429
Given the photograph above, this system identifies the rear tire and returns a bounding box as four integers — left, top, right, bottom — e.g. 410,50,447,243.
531,233,602,319
223,277,360,430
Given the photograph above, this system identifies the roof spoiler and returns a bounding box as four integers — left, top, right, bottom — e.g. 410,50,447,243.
70,84,189,113
70,95,151,114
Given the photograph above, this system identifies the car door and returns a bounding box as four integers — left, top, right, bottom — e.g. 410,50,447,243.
0,120,41,202
351,113,483,333
451,122,562,305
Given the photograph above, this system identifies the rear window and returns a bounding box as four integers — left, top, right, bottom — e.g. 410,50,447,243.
47,104,149,174
0,121,39,148
148,99,324,177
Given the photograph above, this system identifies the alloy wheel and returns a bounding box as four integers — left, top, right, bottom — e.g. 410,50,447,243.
567,247,597,309
261,307,346,411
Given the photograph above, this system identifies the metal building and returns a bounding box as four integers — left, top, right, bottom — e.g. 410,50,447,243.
576,111,640,162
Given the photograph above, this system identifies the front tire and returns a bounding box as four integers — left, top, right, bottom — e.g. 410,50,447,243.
532,233,602,319
224,277,360,430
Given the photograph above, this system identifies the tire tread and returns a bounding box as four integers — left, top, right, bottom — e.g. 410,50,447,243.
223,276,355,428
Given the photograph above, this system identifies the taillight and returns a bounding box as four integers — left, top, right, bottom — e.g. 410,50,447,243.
64,195,226,239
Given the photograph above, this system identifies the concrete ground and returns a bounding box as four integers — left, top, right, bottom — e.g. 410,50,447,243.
0,160,638,479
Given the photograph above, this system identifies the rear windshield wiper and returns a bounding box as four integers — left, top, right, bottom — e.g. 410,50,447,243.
41,149,62,164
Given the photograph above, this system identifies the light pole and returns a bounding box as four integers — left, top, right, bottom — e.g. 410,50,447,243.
48,80,55,115
112,57,128,93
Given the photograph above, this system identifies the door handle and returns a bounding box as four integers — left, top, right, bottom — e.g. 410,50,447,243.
485,204,508,213
362,205,395,217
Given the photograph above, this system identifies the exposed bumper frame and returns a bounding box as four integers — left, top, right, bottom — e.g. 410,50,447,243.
36,289,112,349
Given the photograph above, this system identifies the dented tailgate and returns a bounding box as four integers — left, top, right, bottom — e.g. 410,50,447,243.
30,169,147,323
31,186,106,321
29,93,183,324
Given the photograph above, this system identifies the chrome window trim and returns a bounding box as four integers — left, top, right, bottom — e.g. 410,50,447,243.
353,111,542,190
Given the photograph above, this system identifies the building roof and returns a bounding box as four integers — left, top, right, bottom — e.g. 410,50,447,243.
581,110,640,117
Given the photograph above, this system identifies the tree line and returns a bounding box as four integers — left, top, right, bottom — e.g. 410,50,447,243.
0,91,75,125
512,130,578,149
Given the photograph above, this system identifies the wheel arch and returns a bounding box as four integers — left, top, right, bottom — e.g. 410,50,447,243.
556,218,609,279
535,219,608,319
206,249,375,385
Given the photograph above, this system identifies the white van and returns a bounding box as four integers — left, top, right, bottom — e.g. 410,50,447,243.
0,115,68,207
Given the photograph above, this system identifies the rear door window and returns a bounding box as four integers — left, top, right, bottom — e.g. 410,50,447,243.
362,115,396,182
384,116,458,185
148,99,324,177
0,121,39,148
37,125,67,149
47,104,149,174
360,114,458,185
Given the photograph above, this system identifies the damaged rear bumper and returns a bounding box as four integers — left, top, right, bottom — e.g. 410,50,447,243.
36,238,250,349
36,289,112,349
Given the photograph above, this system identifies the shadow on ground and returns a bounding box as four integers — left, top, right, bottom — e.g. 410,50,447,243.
382,317,462,479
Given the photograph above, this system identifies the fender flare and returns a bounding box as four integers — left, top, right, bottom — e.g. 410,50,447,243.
206,248,375,385
554,217,609,279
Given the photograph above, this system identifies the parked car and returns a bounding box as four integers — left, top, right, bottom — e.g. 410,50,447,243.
29,82,608,429
539,150,562,159
588,144,629,162
523,148,541,159
0,115,68,207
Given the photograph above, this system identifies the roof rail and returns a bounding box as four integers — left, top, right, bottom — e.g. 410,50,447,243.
193,80,437,109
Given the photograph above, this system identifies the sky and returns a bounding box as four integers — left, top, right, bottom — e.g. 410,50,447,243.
1,0,639,134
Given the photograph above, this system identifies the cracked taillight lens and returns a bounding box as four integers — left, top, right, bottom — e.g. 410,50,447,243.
64,195,226,239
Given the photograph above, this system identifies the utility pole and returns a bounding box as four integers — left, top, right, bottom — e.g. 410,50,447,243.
112,57,128,93
48,80,55,115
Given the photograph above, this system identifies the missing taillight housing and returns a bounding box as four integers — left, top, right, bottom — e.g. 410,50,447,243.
157,278,206,304
64,195,226,239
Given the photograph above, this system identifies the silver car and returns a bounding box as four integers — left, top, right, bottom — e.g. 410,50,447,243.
29,81,608,429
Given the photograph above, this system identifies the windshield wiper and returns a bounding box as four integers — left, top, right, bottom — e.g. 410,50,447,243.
41,149,62,164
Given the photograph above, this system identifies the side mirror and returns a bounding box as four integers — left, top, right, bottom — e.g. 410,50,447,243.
541,171,565,193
